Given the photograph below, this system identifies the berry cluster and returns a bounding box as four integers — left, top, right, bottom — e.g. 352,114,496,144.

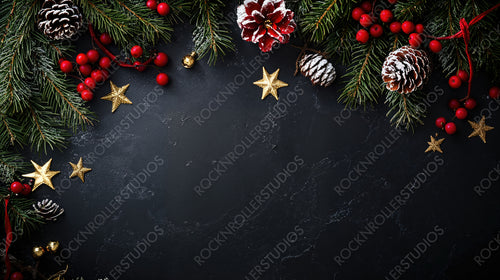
448,69,469,89
352,0,443,54
60,31,171,101
435,84,499,135
8,180,32,196
146,0,170,16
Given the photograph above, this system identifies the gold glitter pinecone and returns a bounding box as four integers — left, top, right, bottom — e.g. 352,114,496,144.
299,53,336,87
381,46,431,94
37,0,83,40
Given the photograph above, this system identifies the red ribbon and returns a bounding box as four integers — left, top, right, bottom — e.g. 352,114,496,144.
4,198,12,280
433,3,500,100
88,24,155,69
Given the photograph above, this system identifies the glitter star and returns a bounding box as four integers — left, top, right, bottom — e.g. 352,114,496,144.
22,159,60,191
101,81,132,113
253,67,288,100
69,157,92,182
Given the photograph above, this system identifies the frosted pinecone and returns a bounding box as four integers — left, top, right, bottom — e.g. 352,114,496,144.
299,53,336,87
37,0,83,40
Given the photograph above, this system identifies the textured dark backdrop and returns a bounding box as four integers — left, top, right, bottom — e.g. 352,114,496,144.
14,11,500,280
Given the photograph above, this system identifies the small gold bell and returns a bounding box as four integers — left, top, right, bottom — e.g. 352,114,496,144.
182,51,197,68
46,241,60,253
32,246,45,258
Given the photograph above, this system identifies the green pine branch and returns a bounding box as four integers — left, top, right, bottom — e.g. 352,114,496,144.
385,90,426,130
300,0,356,44
0,187,44,236
191,0,234,65
339,38,389,107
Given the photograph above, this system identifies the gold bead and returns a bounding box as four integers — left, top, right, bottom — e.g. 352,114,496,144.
32,246,45,258
182,51,197,68
46,241,60,253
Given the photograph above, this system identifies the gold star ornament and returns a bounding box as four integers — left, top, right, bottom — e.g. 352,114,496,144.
22,159,60,191
425,135,445,153
253,67,288,100
101,81,132,113
69,157,92,182
468,116,494,143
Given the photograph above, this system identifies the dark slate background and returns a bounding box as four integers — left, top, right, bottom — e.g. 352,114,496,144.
13,11,500,280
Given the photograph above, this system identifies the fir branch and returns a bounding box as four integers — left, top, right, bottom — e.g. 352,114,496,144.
0,189,44,236
385,90,426,130
0,150,28,184
191,0,234,65
339,38,389,107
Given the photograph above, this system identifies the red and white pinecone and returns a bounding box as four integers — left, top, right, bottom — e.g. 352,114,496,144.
381,46,431,94
237,0,296,52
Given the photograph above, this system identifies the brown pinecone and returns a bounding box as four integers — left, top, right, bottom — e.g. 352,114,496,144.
33,199,64,221
381,46,431,94
37,0,83,40
299,54,336,87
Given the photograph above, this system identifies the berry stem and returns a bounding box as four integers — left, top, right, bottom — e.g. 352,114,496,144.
88,23,155,69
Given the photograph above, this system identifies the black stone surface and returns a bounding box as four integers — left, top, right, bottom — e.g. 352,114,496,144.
16,13,500,280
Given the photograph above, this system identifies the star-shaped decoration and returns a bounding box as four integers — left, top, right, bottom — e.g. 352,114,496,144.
253,67,288,100
101,81,132,113
69,157,92,182
468,116,494,143
22,159,60,191
425,135,445,153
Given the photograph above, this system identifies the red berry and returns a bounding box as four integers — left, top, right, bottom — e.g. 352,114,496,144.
154,52,169,67
99,33,112,45
401,21,415,34
133,61,146,72
76,83,87,93
369,24,383,37
455,107,468,120
21,184,31,195
58,58,66,65
146,0,157,10
415,24,424,33
59,60,73,73
10,272,23,280
448,75,462,89
10,182,23,194
360,1,372,12
86,49,100,64
157,3,170,16
130,45,143,58
102,69,110,80
409,33,422,47
356,29,370,44
352,7,365,21
464,98,477,110
429,40,442,53
99,57,112,69
156,73,169,86
359,14,373,28
76,53,88,65
389,21,401,33
80,89,93,101
91,70,105,83
388,0,397,4
457,70,469,82
84,77,96,89
435,117,446,128
448,98,460,110
489,86,500,99
445,122,457,135
380,10,393,23
79,64,92,77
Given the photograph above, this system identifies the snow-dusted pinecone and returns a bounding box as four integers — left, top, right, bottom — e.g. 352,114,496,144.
37,0,83,40
381,46,431,94
33,199,64,221
299,53,336,87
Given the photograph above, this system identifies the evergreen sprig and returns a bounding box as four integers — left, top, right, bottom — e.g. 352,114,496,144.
191,0,234,65
0,187,43,236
